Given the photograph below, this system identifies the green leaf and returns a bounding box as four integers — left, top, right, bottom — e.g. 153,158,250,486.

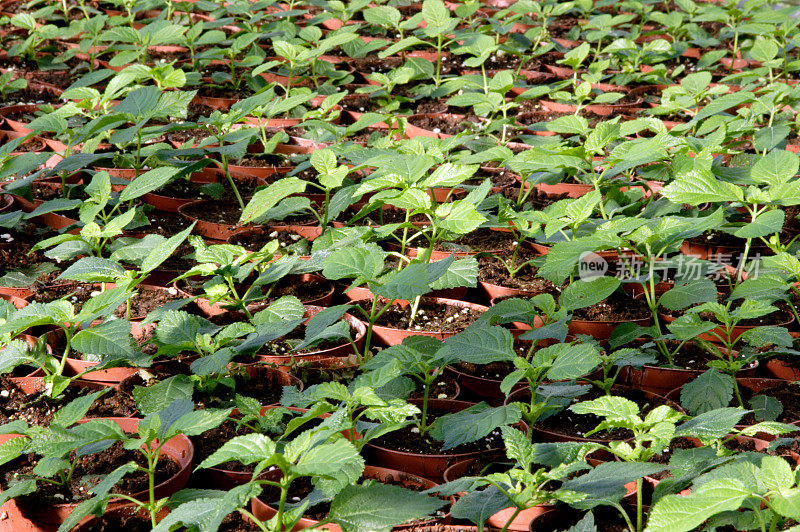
141,223,195,274
645,479,749,532
749,394,783,422
133,375,193,416
322,244,385,282
658,280,717,311
72,320,134,357
750,150,799,185
114,85,160,117
58,257,125,283
660,168,743,206
429,402,522,450
547,343,602,381
164,408,231,439
429,256,478,291
196,433,276,469
241,177,307,224
734,209,785,239
559,277,621,312
443,323,516,364
329,483,446,532
434,201,486,235
680,369,735,415
53,390,108,428
674,407,746,439
564,461,667,502
571,395,640,423
119,166,181,202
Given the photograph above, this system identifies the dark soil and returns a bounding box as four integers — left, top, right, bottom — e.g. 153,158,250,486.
477,252,559,295
114,286,181,319
254,321,359,358
3,439,179,505
571,291,650,322
0,375,137,426
361,299,483,332
407,113,482,135
194,367,288,409
431,227,520,254
180,200,249,226
29,281,97,310
229,228,313,254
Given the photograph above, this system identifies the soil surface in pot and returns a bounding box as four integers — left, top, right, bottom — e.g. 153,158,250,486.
1,439,179,505
114,286,182,318
230,228,312,254
152,178,260,201
407,376,459,401
638,340,739,371
419,227,519,255
181,200,254,226
370,406,504,455
0,243,61,286
140,211,193,237
534,387,677,441
478,253,559,295
78,508,264,532
500,186,568,209
454,340,538,381
193,368,285,409
0,375,137,425
293,362,359,387
29,280,96,309
360,300,482,332
252,321,360,358
572,291,650,322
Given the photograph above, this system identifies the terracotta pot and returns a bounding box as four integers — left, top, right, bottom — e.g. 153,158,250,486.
344,285,470,305
56,321,155,384
250,465,447,531
626,358,759,396
254,305,367,365
139,168,222,212
568,312,652,341
66,505,171,531
445,364,524,405
175,275,335,318
0,417,192,527
197,406,310,490
478,279,552,303
364,399,508,482
764,358,800,381
364,298,487,345
532,182,592,198
264,224,324,240
177,199,254,241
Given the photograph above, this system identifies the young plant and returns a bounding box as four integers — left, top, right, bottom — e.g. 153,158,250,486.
0,287,144,397
431,427,595,532
47,398,231,531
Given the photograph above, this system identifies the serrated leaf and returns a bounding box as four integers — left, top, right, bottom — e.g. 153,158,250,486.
679,369,734,415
